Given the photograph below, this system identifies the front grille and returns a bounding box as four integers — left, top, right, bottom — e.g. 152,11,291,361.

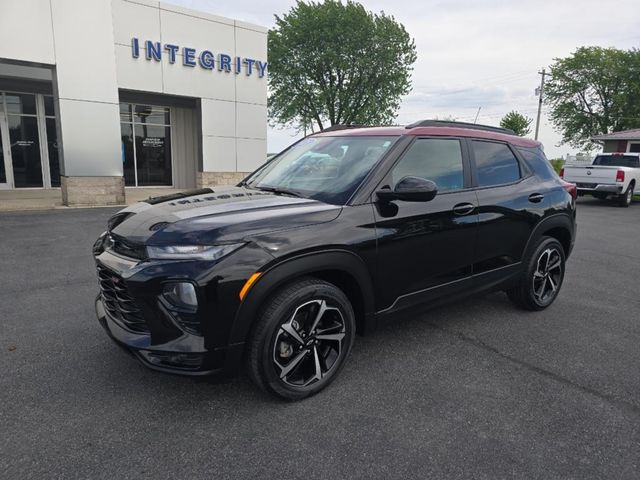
97,265,148,333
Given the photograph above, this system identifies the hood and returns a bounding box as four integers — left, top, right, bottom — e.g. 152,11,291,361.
110,186,342,245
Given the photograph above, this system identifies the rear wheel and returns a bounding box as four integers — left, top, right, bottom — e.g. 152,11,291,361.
246,278,355,400
617,183,634,207
507,237,566,311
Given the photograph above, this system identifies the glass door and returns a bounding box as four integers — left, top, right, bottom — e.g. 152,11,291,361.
120,103,173,187
5,93,43,188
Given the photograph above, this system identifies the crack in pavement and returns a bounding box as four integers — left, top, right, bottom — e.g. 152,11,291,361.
427,321,640,417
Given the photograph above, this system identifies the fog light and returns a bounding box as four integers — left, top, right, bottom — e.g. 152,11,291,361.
163,282,198,309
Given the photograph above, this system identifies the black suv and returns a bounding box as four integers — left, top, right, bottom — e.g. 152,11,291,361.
93,120,577,400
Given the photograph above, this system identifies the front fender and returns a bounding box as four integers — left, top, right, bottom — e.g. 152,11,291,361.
228,249,376,348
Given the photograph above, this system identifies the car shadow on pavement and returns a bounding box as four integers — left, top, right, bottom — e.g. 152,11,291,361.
94,291,516,407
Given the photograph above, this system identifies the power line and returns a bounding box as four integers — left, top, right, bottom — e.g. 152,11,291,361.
413,70,533,94
455,109,540,122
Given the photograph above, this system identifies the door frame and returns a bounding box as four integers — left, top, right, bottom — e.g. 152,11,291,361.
0,110,13,189
0,91,54,189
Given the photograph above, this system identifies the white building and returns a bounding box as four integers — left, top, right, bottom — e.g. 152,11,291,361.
0,0,267,205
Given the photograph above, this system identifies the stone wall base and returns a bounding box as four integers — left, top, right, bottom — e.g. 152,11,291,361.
196,171,250,189
61,176,125,206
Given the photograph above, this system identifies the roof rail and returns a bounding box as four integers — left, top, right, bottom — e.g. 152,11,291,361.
321,124,367,132
406,119,516,135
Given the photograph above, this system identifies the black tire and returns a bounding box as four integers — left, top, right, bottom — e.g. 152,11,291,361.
507,236,566,311
617,183,634,207
592,192,608,200
246,277,355,400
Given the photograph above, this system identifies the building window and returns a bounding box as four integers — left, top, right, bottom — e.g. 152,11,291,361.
628,142,640,153
120,103,172,186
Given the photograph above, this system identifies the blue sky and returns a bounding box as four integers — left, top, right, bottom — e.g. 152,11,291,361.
169,0,640,158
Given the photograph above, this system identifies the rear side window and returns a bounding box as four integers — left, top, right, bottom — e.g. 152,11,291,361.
593,155,640,168
472,141,521,187
516,146,559,180
391,138,464,192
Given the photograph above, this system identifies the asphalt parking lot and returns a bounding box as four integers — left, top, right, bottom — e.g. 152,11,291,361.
1,197,639,479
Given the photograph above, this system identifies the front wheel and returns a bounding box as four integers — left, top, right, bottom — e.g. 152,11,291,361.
618,183,634,207
246,278,355,400
507,237,566,311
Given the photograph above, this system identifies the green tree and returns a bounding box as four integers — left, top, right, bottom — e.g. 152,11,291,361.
268,0,417,131
500,110,533,136
544,46,640,150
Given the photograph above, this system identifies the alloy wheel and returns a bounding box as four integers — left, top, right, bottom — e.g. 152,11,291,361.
532,247,563,304
272,299,346,387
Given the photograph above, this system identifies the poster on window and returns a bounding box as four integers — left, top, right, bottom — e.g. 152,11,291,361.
142,137,164,148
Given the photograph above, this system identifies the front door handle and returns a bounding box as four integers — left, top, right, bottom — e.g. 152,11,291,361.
528,193,544,203
453,203,475,216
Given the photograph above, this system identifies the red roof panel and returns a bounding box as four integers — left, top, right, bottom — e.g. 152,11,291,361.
314,126,541,147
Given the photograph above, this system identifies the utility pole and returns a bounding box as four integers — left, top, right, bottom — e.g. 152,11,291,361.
473,106,482,124
534,68,549,140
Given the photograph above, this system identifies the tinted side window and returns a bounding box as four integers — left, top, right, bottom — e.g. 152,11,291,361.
516,146,559,180
473,141,521,187
391,138,464,192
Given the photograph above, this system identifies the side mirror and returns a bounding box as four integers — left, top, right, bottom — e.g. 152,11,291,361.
376,176,438,202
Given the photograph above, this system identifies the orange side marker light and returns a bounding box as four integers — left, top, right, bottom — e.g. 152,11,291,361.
239,272,262,301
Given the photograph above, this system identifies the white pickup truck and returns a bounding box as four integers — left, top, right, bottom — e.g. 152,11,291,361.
561,152,640,207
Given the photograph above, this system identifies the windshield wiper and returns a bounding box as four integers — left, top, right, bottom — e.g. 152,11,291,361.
252,185,305,198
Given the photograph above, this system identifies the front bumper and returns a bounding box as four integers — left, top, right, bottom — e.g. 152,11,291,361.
95,294,226,375
92,243,264,377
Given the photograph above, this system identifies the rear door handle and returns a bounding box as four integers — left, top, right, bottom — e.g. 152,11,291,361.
528,193,544,203
453,203,475,216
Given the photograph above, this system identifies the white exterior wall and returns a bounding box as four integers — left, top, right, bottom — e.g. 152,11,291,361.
0,0,267,181
0,0,55,65
0,0,122,177
52,0,123,177
111,0,268,173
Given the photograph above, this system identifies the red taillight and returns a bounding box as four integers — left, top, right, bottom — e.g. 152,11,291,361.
561,180,577,200
559,167,564,178
616,170,625,182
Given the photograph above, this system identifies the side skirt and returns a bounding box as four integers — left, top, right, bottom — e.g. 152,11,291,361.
373,262,522,322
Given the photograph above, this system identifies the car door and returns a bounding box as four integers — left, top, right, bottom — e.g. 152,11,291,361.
469,139,544,284
372,137,479,313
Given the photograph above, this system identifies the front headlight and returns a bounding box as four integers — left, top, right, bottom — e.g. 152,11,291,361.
146,243,243,261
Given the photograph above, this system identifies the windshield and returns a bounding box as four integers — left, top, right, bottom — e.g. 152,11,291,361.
244,136,398,205
593,155,640,168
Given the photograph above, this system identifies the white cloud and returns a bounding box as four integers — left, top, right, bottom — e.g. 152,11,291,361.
167,0,640,158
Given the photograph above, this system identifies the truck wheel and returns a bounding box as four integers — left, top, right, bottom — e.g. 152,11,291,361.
507,237,566,311
618,183,634,207
246,277,355,400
